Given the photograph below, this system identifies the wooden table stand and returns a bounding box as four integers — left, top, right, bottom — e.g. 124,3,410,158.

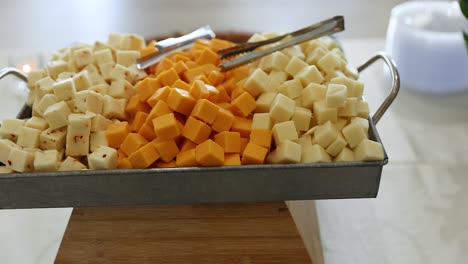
55,201,323,264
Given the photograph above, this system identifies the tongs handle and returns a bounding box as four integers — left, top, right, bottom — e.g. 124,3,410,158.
219,16,344,71
136,26,215,70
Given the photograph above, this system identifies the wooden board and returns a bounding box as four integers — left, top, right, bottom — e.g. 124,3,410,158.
55,202,322,264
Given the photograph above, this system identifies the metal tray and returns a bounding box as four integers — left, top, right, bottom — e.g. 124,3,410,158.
0,52,399,209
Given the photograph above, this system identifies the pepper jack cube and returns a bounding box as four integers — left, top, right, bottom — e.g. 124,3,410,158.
47,60,69,79
7,148,34,172
285,56,308,77
291,107,312,132
34,150,60,172
40,127,67,150
354,139,384,161
72,71,92,92
116,50,139,67
75,90,103,114
267,140,301,164
90,131,109,152
243,68,269,97
59,156,87,171
87,146,118,170
269,94,295,123
94,49,114,65
102,95,127,120
73,47,94,69
27,69,45,88
35,77,55,98
109,80,134,99
25,117,49,131
342,120,367,148
301,144,331,163
272,120,298,145
99,62,115,81
110,64,133,83
0,139,21,165
120,34,145,51
195,139,224,166
17,127,41,148
66,114,92,156
91,114,112,132
278,79,303,99
0,118,25,142
326,84,347,108
313,121,338,148
43,101,72,129
313,101,337,125
295,65,324,86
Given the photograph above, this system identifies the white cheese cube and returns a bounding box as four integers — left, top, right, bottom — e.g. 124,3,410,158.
36,94,58,117
17,127,41,148
334,147,355,162
335,118,349,131
34,150,60,172
295,134,313,150
102,95,127,120
272,120,298,145
295,65,324,86
305,46,327,65
52,79,76,101
89,72,107,85
302,83,327,109
357,100,370,118
108,33,125,49
282,46,305,60
291,107,312,132
109,80,134,99
304,40,328,55
88,84,109,95
313,101,337,125
66,114,92,156
75,90,103,114
294,96,302,107
98,62,115,81
252,113,273,130
83,64,99,75
127,65,148,83
268,70,288,92
326,84,347,107
43,101,72,129
73,47,94,69
285,56,308,77
313,121,338,148
23,147,40,156
353,81,365,97
354,139,384,161
87,146,118,170
66,99,79,113
243,68,269,97
72,71,92,91
270,51,289,71
325,132,347,157
351,117,369,134
120,34,145,51
27,69,46,89
94,49,114,65
35,77,55,99
110,64,133,83
56,72,74,81
7,148,34,172
338,97,358,117
278,79,302,99
0,139,21,165
342,121,367,148
0,166,14,174
259,53,274,72
91,114,113,132
329,76,356,97
90,131,109,152
255,92,277,113
40,127,67,150
269,94,295,123
317,52,342,73
0,118,25,142
301,144,331,163
116,50,139,67
267,140,301,164
343,64,359,80
47,60,69,80
59,156,87,171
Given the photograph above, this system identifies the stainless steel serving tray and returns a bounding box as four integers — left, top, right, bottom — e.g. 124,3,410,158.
0,52,399,209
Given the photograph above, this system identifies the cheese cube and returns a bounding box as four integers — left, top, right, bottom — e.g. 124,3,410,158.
90,131,109,152
98,62,115,81
282,46,305,60
351,117,369,133
259,53,273,72
305,47,327,65
268,70,288,92
313,121,338,148
241,143,268,165
317,52,342,73
248,33,267,43
326,84,347,107
353,81,365,97
102,95,127,120
120,34,145,51
75,90,103,114
0,118,25,142
255,92,277,113
36,94,58,117
272,120,298,145
291,107,312,132
0,139,21,165
27,69,46,89
52,79,76,101
47,60,69,79
357,100,369,118
338,97,358,117
43,101,72,129
313,101,337,125
34,150,60,172
73,47,94,69
66,99,79,113
116,50,139,67
278,79,302,99
334,147,355,162
295,65,324,86
252,113,273,130
88,84,109,95
295,134,313,149
89,71,107,85
301,144,331,163
354,139,384,161
329,76,355,97
243,68,269,97
17,127,41,148
87,146,118,169
325,132,347,156
72,71,92,92
127,65,148,83
107,33,124,49
7,148,34,172
26,89,36,106
343,64,359,80
109,80,134,99
35,77,55,98
342,121,367,148
304,40,328,55
110,64,133,82
66,114,92,156
40,127,67,150
269,94,295,123
94,49,114,65
59,156,87,171
57,72,74,81
335,118,349,131
267,140,301,164
0,166,13,174
91,114,113,132
285,56,308,77
23,147,41,156
302,83,327,109
270,51,289,71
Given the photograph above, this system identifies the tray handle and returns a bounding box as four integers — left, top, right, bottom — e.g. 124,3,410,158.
0,67,28,82
357,52,400,125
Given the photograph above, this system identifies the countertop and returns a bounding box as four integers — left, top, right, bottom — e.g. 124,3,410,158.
1,39,467,264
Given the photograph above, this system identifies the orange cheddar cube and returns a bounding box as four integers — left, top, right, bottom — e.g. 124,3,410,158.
217,102,231,110
158,68,180,87
216,85,230,103
140,45,157,57
227,66,250,82
241,143,269,165
156,160,176,168
231,116,252,137
205,84,220,103
214,131,241,153
131,111,148,132
194,75,210,85
176,148,198,167
190,99,220,124
146,100,173,124
185,61,198,69
173,54,191,62
152,113,180,140
183,64,219,83
173,61,189,75
195,139,224,166
230,91,256,117
106,121,131,149
196,48,219,65
212,108,234,133
180,138,197,152
210,38,235,51
120,133,149,156
224,153,241,166
172,79,191,91
147,86,171,107
155,58,174,76
231,86,246,100
128,142,160,168
190,80,210,99
126,95,151,116
138,122,157,141
136,77,160,102
182,116,212,144
166,88,197,116
249,129,272,149
152,139,179,162
240,138,249,154
117,157,133,169
207,71,225,86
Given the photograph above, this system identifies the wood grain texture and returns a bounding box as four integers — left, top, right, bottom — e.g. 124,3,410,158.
55,202,319,264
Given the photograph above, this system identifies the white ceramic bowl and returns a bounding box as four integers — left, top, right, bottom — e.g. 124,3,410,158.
386,1,468,94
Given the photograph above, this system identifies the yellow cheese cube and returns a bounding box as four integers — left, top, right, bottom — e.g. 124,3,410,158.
326,84,347,107
269,94,295,123
270,51,289,71
252,113,273,130
34,150,60,172
268,70,288,92
27,69,46,89
90,131,109,152
295,65,324,86
17,127,41,148
313,101,337,125
40,127,67,150
313,121,338,148
304,39,328,55
295,134,313,150
255,92,277,113
89,71,107,85
59,156,87,171
109,80,134,99
357,100,369,118
243,68,269,97
107,33,124,49
351,117,369,134
0,166,13,174
278,79,303,99
335,118,349,131
342,121,367,148
354,139,384,161
334,147,355,162
317,52,342,73
94,49,114,65
302,83,327,108
43,101,72,129
305,46,327,65
120,34,145,51
291,107,312,132
57,72,74,81
72,71,92,92
259,53,274,72
47,60,69,79
87,146,118,169
88,84,109,95
343,64,359,80
282,46,305,60
116,50,139,67
272,120,298,145
7,148,34,172
267,140,301,164
102,95,127,120
325,132,347,156
0,118,25,142
301,144,331,163
329,76,356,97
338,97,358,117
285,56,308,77
0,139,21,165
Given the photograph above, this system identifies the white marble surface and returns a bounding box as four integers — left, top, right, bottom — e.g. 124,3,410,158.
1,38,468,264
